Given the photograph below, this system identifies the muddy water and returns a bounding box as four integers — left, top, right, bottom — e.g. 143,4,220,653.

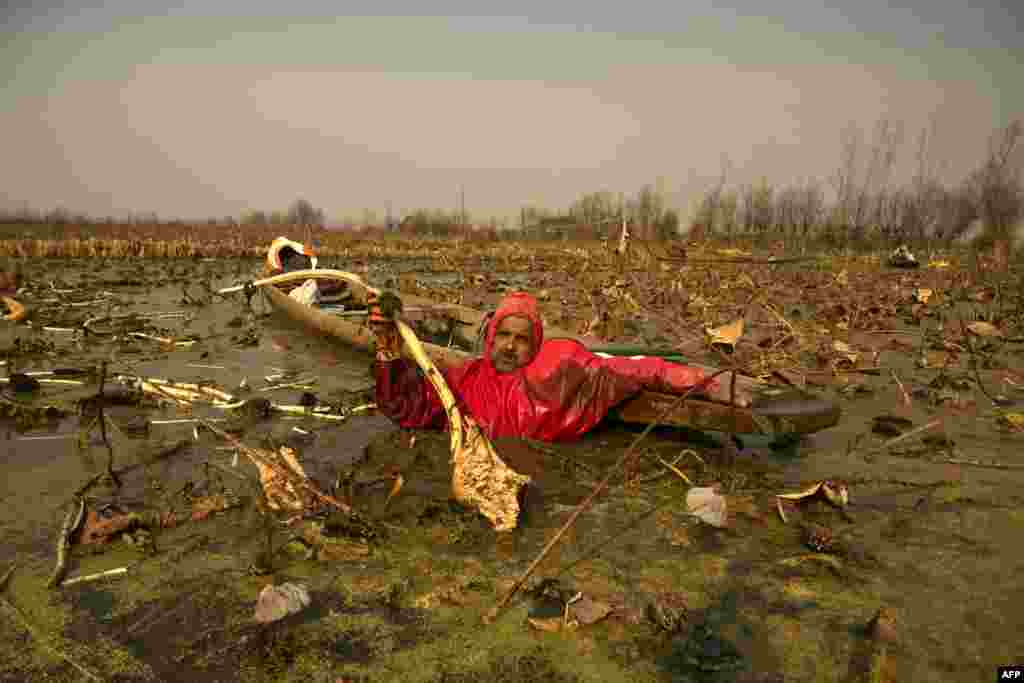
2,259,385,552
1,257,1022,682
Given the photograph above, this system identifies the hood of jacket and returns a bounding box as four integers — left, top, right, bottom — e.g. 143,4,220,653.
483,292,544,370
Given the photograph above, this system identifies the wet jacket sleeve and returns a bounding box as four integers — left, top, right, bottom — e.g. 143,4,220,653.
373,358,448,430
585,353,720,397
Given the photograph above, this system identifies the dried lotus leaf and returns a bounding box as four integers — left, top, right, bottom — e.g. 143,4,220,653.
705,319,745,348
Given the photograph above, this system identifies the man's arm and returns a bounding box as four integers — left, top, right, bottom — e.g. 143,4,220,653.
583,350,753,407
373,357,448,430
370,292,448,430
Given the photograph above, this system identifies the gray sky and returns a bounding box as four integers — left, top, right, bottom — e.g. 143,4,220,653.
2,1,1021,223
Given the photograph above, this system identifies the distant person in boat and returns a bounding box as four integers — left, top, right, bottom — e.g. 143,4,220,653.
368,290,754,443
265,237,318,276
264,237,347,304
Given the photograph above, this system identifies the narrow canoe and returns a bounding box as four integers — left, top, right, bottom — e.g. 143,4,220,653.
263,286,840,436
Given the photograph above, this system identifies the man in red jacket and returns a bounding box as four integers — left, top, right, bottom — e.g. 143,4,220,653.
370,290,752,443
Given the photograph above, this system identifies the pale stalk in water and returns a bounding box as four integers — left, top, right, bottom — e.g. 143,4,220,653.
47,496,85,589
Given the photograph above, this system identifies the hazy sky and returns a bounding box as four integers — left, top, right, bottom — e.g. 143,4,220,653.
2,1,1021,223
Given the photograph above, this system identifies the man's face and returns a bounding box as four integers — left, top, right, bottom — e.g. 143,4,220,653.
491,315,534,373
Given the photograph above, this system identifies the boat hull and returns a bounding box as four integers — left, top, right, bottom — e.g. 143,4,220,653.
262,286,840,436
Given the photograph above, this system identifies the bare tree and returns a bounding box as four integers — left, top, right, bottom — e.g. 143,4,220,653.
570,191,619,228
287,198,325,226
904,118,940,240
795,181,824,237
737,179,773,235
626,184,668,240
774,187,796,236
692,157,730,236
718,189,738,236
855,119,903,240
967,120,1023,243
829,119,904,241
831,122,861,233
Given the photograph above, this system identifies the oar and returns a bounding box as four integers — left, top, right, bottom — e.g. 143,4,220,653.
589,344,691,365
320,305,452,318
217,269,380,296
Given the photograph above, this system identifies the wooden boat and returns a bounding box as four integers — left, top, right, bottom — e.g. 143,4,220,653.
263,285,841,436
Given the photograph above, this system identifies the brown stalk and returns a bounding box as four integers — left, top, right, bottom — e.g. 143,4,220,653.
47,496,85,589
890,370,912,407
861,419,942,461
94,362,121,488
958,318,1001,404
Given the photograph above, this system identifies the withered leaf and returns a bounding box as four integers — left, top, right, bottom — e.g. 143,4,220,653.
686,486,729,528
527,616,564,633
705,319,745,348
777,480,849,508
570,595,614,626
966,321,1003,338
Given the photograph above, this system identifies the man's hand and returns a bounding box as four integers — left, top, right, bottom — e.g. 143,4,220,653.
702,372,758,408
664,364,757,408
369,291,403,360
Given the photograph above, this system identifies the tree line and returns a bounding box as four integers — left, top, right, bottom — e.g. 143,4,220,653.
3,118,1020,246
0,199,325,229
692,119,1022,246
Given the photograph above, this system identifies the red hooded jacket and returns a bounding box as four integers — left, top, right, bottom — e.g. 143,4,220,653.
374,292,719,442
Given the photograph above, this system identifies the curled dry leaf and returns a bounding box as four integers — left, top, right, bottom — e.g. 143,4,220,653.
777,480,849,513
705,319,744,349
685,486,729,528
966,321,1003,338
569,595,614,626
819,480,850,507
996,412,1024,431
803,523,838,553
1,296,27,322
450,419,530,531
868,607,900,644
686,294,709,312
969,287,996,303
646,592,688,633
254,582,311,624
527,616,565,633
383,473,404,508
834,269,849,286
77,509,138,545
831,340,860,366
190,494,240,522
913,288,933,304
